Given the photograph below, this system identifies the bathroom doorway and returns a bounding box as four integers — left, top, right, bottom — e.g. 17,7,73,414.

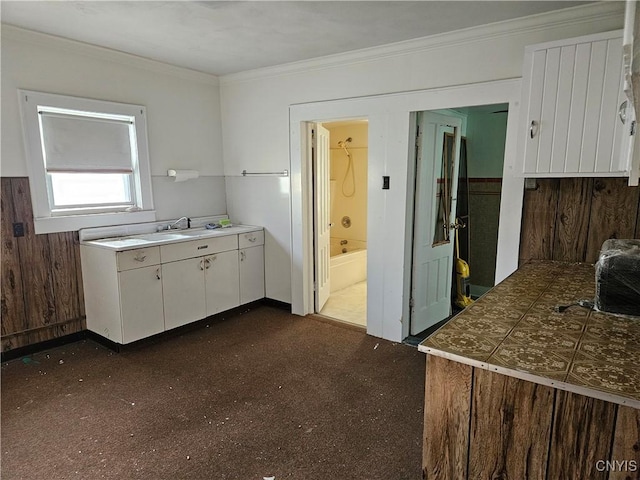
313,119,369,327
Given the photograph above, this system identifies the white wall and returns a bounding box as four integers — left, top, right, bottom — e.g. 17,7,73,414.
220,3,623,321
465,111,508,179
1,26,226,221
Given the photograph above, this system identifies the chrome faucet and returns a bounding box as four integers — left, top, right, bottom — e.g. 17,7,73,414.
158,216,191,231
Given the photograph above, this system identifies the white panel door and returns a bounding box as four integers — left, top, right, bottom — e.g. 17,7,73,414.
314,124,331,312
119,265,164,343
411,112,462,335
205,250,240,316
162,258,206,330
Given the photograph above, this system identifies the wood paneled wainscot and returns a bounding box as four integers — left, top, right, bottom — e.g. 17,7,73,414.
419,262,640,480
1,177,85,353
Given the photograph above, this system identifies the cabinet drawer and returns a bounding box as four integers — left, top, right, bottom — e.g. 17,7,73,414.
239,230,264,249
160,235,238,263
117,247,161,271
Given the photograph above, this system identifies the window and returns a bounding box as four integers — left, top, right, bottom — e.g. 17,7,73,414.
19,90,155,233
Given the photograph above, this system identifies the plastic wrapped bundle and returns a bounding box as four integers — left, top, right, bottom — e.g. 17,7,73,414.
595,239,640,316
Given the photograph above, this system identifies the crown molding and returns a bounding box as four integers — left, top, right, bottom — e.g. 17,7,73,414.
1,24,220,86
220,1,624,86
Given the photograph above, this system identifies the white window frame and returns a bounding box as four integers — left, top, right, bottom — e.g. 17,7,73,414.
19,90,156,234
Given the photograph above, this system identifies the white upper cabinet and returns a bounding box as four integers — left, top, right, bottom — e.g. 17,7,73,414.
520,30,636,178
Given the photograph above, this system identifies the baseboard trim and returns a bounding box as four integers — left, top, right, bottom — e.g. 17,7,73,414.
1,331,89,362
2,299,292,360
261,297,292,311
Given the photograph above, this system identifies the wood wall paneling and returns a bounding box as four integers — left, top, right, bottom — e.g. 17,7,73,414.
10,178,56,330
585,178,640,263
547,390,617,480
1,178,27,350
1,177,85,352
422,355,472,480
520,178,640,264
608,406,640,480
553,178,594,262
468,367,555,480
48,232,82,323
519,178,559,263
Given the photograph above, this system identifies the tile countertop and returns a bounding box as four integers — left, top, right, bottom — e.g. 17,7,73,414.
418,261,640,409
81,225,263,251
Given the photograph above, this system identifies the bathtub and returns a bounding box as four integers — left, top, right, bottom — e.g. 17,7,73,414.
330,239,367,293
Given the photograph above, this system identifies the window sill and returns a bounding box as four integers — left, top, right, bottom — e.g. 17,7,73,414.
34,210,157,234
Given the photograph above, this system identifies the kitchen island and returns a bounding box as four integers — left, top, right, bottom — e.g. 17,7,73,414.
418,261,639,480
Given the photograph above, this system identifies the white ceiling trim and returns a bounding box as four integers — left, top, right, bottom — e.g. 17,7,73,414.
1,24,220,86
220,1,623,85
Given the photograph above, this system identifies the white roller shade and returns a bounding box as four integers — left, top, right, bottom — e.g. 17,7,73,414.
40,110,134,173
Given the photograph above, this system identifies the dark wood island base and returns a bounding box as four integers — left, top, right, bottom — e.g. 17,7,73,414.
419,261,640,480
423,355,639,480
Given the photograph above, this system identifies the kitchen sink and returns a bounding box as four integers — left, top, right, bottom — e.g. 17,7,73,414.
137,232,190,241
173,228,214,236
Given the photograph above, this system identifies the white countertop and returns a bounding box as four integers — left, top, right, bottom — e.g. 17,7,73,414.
81,225,263,251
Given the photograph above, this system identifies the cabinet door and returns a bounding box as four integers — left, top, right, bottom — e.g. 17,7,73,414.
162,258,206,330
522,32,629,176
119,265,164,344
239,246,265,304
204,250,240,316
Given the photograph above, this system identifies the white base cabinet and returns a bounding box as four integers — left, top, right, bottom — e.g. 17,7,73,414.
80,245,165,344
81,227,264,345
240,246,265,304
162,257,207,331
205,250,240,316
119,265,165,343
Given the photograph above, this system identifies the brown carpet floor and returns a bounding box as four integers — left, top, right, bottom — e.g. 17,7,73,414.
1,306,426,480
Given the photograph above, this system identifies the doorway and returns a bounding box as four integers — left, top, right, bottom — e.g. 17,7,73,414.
409,104,508,336
289,79,523,342
313,119,369,327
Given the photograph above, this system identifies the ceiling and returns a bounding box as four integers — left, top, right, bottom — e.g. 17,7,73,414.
1,1,593,76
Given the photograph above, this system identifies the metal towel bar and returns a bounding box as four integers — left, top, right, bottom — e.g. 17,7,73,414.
241,169,288,177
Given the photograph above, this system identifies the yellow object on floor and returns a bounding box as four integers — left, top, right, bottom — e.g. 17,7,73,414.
455,257,474,308
454,222,474,309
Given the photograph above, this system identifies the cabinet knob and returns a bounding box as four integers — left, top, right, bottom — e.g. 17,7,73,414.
240,251,246,261
155,268,161,280
619,100,628,124
199,259,205,271
134,254,147,262
530,120,538,139
248,236,256,243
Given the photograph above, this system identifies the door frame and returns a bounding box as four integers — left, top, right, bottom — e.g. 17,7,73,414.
290,79,522,342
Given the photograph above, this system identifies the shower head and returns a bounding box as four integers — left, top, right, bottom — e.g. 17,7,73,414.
337,137,352,148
